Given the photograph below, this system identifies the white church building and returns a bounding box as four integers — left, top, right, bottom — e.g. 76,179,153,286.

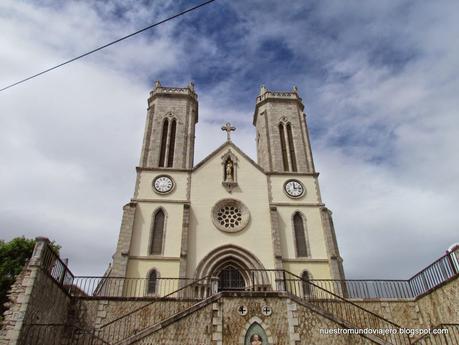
110,81,345,293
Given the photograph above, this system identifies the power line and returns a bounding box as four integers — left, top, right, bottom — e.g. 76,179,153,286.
0,0,217,93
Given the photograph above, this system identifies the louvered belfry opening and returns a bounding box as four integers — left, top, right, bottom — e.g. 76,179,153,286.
286,123,297,172
218,266,245,291
159,119,169,167
150,209,165,255
279,123,289,171
294,212,308,257
167,119,176,167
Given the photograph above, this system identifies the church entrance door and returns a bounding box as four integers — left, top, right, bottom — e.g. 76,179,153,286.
218,266,245,291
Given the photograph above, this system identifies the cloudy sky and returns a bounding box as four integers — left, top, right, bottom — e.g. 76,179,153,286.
1,0,458,279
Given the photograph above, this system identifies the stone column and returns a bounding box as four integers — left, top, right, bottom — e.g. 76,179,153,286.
269,207,284,270
320,208,346,296
178,204,191,288
111,203,137,279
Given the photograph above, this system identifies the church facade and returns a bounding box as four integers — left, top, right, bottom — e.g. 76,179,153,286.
110,82,345,291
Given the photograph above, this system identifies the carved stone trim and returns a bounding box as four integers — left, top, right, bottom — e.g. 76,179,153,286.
269,207,284,270
179,204,190,284
282,258,329,263
211,199,250,233
286,299,300,345
221,149,239,193
270,202,325,207
238,316,274,345
127,255,180,261
131,199,190,204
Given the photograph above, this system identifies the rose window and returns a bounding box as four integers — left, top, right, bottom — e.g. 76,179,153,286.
212,199,250,233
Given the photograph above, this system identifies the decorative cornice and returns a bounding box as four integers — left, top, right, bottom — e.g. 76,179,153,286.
265,171,319,177
131,199,190,204
128,255,180,261
147,81,198,121
136,166,192,173
253,87,305,125
256,90,302,104
148,86,198,103
270,202,325,207
282,258,329,263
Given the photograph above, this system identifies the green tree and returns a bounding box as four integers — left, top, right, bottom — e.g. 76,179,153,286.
0,237,60,318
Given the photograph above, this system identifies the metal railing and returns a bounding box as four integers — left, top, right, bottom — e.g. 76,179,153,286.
310,279,414,299
66,247,459,300
71,276,195,298
408,248,459,297
91,275,216,344
40,242,74,289
311,247,459,300
235,269,411,345
412,324,459,345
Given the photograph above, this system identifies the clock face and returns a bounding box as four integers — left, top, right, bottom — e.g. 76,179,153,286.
284,180,305,198
153,175,174,194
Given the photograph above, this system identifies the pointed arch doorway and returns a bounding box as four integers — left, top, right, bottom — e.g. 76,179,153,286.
194,244,270,292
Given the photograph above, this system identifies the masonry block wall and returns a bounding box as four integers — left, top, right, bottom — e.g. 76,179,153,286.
1,276,458,344
0,262,71,345
352,275,459,330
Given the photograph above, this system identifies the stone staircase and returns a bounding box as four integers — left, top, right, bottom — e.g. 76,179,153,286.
411,324,459,345
67,271,414,345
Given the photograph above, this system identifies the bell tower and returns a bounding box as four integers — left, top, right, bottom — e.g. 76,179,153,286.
253,86,315,173
139,81,198,169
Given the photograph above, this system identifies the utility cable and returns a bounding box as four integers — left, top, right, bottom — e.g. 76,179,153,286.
0,0,217,92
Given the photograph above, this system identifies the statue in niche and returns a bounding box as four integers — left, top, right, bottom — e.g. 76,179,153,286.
225,159,234,182
250,334,263,345
245,323,268,345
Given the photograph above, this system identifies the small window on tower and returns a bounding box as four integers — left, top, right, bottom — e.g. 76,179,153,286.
147,269,158,295
301,270,312,296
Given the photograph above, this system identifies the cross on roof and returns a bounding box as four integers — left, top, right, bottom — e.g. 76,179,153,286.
221,122,236,141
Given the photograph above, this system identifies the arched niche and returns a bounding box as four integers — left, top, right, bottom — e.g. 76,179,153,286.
239,317,273,345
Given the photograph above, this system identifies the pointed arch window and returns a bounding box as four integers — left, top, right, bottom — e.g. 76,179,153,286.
278,124,289,171
293,212,308,257
167,119,176,167
159,119,169,167
150,209,165,255
286,123,297,172
147,269,158,294
218,266,245,291
301,270,311,296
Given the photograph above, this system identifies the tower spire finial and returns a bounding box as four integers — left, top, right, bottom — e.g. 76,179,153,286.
259,85,267,96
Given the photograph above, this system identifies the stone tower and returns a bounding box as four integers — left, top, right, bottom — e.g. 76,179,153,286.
139,81,198,169
111,81,198,278
254,86,315,173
